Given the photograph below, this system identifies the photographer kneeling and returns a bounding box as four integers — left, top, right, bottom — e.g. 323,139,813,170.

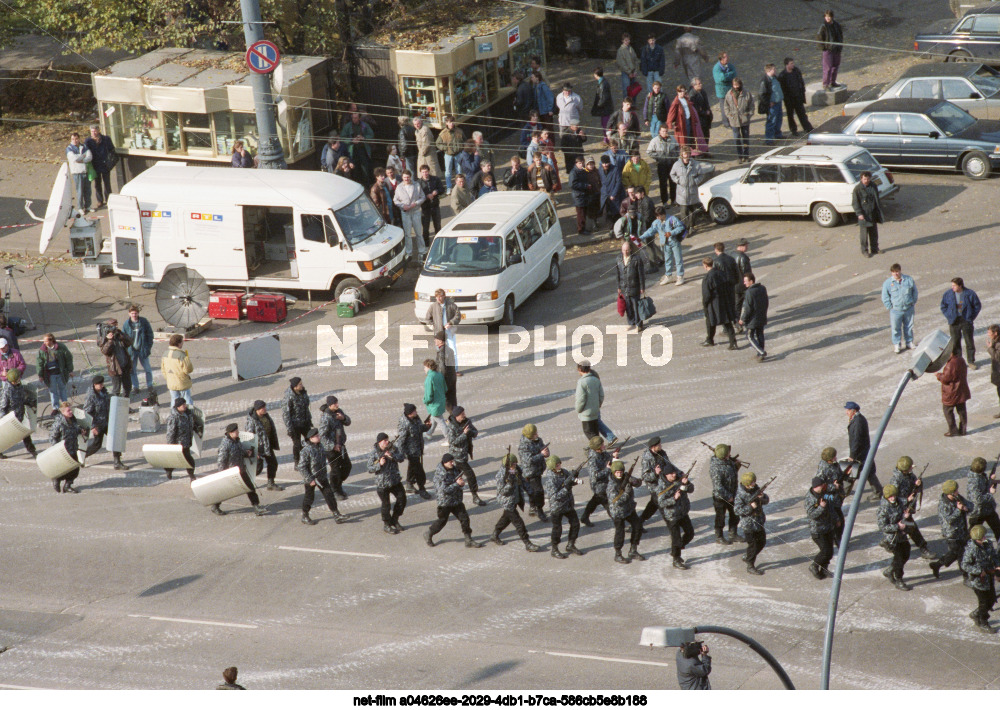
676,640,712,690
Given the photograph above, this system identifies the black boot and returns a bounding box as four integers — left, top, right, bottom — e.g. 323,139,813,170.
892,575,912,592
113,453,128,471
393,521,404,533
424,529,435,547
464,533,484,548
730,527,744,542
253,505,267,516
53,479,61,493
210,504,226,516
929,561,941,579
266,480,283,491
63,482,78,494
332,511,346,523
672,557,689,570
551,545,568,559
384,524,397,534
581,516,594,528
528,506,539,517
715,529,730,545
187,471,197,481
301,513,316,525
418,488,433,500
809,562,824,580
565,542,584,556
614,550,631,564
537,508,549,521
472,494,487,507
165,469,173,480
628,544,645,561
403,482,416,494
490,532,506,546
919,546,935,560
746,563,764,575
523,538,540,552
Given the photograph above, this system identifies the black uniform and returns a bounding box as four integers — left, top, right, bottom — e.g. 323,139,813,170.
740,281,768,357
165,405,197,479
49,411,81,491
846,412,882,497
733,250,751,321
298,439,341,518
319,404,351,497
397,412,431,494
281,385,312,467
805,488,835,577
82,387,111,457
367,443,407,530
245,407,280,487
446,415,482,501
852,180,883,256
0,381,36,455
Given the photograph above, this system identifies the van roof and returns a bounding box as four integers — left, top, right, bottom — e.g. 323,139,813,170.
120,164,363,211
437,191,547,235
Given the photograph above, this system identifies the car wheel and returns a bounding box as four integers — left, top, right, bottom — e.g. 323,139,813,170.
961,151,992,180
811,202,840,228
500,296,516,327
947,50,973,62
334,277,370,304
708,198,735,225
541,257,561,290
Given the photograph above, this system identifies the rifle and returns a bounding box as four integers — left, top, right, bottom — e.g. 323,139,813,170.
915,462,929,511
658,460,696,500
700,440,750,469
612,435,630,456
379,433,402,463
990,452,1000,482
748,475,777,507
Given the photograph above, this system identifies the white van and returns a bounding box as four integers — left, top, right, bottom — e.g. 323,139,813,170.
42,164,405,301
414,192,564,326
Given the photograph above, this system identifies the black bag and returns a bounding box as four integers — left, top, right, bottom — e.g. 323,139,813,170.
637,296,656,321
757,95,768,115
106,143,120,171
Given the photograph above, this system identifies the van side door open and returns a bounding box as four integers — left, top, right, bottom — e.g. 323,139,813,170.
109,194,145,276
242,205,296,280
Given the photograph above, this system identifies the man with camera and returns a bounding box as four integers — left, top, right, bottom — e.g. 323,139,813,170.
98,318,134,397
676,640,712,690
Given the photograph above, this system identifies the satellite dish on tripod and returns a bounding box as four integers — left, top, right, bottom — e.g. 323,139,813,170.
155,267,209,329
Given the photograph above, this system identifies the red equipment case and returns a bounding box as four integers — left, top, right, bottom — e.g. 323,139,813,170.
208,291,245,320
246,294,287,323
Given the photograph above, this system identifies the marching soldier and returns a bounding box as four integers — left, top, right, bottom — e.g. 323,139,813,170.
889,456,935,559
83,375,127,470
281,377,312,468
817,448,845,542
967,456,1000,540
844,401,883,500
709,444,739,545
805,476,834,580
215,423,266,517
245,400,282,491
490,453,540,551
164,398,198,480
518,423,549,519
446,406,485,506
962,525,999,634
581,437,614,526
319,395,351,500
298,428,346,525
734,472,768,575
876,484,913,591
930,479,970,583
0,369,37,457
398,403,432,499
542,456,583,559
607,460,645,564
658,465,694,569
425,453,484,548
640,437,677,526
50,401,81,493
367,432,407,534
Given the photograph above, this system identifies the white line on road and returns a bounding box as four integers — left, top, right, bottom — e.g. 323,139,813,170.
127,614,258,629
278,545,388,559
0,683,48,690
528,649,671,668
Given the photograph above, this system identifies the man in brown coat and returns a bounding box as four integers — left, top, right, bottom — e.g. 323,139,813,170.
99,318,134,396
937,350,971,436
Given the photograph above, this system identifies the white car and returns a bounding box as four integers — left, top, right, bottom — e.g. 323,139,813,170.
698,145,899,228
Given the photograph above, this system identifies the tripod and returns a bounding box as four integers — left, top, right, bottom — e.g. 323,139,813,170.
1,265,36,330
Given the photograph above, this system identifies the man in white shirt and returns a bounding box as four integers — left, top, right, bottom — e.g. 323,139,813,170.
555,83,583,139
66,132,93,212
393,170,426,259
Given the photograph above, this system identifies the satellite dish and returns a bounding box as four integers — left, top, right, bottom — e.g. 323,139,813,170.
156,267,210,329
38,163,73,254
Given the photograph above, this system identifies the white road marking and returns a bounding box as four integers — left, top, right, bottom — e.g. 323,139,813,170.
278,545,388,559
742,585,784,592
0,683,49,690
127,614,257,629
768,262,846,297
528,649,671,668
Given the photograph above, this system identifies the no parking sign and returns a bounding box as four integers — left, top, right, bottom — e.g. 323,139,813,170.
246,40,281,74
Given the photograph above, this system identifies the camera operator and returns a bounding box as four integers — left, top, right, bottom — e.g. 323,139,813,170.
98,318,134,397
676,640,712,690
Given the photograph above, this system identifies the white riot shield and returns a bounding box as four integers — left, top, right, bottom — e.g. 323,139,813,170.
143,444,194,470
0,411,32,453
106,395,129,453
24,406,37,433
239,431,257,462
191,432,202,458
191,466,252,506
37,440,80,479
73,408,92,445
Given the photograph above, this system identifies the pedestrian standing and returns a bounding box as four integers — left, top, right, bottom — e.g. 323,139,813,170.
616,240,647,332
398,403,432,498
560,126,587,180
967,456,1000,540
880,263,917,353
988,325,1000,417
66,132,92,212
688,77,713,144
164,398,197,481
667,85,707,155
84,124,116,209
818,10,845,90
962,526,999,633
532,72,555,130
646,125,679,207
160,334,194,407
36,333,73,410
0,339,25,384
591,67,614,131
340,113,375,185
806,477,835,580
599,155,625,223
642,81,668,138
97,319,132,397
734,471,768,575
853,171,883,257
520,112,542,150
503,156,530,191
434,331,458,416
574,361,605,441
367,432,407,534
386,145,404,179
425,454,484,548
398,116,418,174
844,402,883,500
413,117,439,178
231,141,253,168
446,406,485,506
621,149,651,195
936,350,971,437
569,156,591,236
759,64,784,144
724,78,753,163
491,453,541,551
712,52,737,130
299,428,346,525
435,116,465,193
528,153,556,201
455,141,481,184
370,168,391,223
430,288,461,373
739,272,768,360
471,161,495,194
616,33,640,101
733,238,751,327
674,27,709,85
641,206,685,286
940,277,982,367
708,445,739,544
512,71,536,121
450,174,474,213
777,57,813,136
50,401,81,493
246,400,282,492
393,170,426,260
676,642,712,690
640,34,666,91
556,83,583,139
670,146,714,226
712,242,740,295
607,460,645,564
122,304,154,398
214,423,267,517
542,456,584,558
0,370,36,458
702,257,738,349
422,359,448,441
418,165,444,245
929,480,971,583
281,376,312,468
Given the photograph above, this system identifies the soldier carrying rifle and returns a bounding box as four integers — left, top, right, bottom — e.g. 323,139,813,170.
490,452,541,552
734,471,772,576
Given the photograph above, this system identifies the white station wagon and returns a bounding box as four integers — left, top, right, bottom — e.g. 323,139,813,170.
698,145,899,228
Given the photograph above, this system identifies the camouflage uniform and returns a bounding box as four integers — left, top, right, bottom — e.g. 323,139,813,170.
889,468,930,553
709,456,738,539
493,465,532,544
49,411,81,492
817,460,845,540
961,538,998,630
319,405,351,496
805,488,835,577
397,413,431,494
447,415,482,501
165,405,196,478
582,448,613,523
936,493,970,578
543,466,581,555
245,407,280,487
640,448,677,523
426,463,478,545
518,434,548,516
967,469,1000,540
281,385,312,466
607,472,644,560
876,496,911,585
82,387,114,458
216,434,261,509
367,443,407,529
658,475,694,563
734,483,769,570
0,381,36,456
298,439,340,517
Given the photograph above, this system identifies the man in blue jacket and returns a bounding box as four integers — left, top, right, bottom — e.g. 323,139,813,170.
712,52,736,129
881,263,918,354
123,304,155,396
640,35,666,91
532,72,555,129
641,206,686,286
940,277,982,368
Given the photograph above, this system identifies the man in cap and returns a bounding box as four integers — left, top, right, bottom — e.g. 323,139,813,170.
398,402,432,499
657,463,694,569
805,476,834,580
967,456,1000,539
49,401,81,493
817,447,845,542
640,437,676,526
36,333,73,410
299,428,346,525
0,369,37,458
734,471,768,575
215,423,266,517
930,479,971,583
844,401,882,500
281,377,312,468
675,640,712,690
425,453,484,548
606,460,645,564
709,444,739,544
367,432,407,534
581,437,616,526
434,330,458,416
82,374,128,470
491,453,541,551
217,666,246,690
164,398,199,480
962,525,999,633
246,400,282,491
319,395,351,499
889,455,934,559
446,406,485,506
876,484,913,590
0,337,26,383
98,318,134,397
518,423,550,520
542,455,584,559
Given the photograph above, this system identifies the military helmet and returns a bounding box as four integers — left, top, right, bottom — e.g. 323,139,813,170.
970,525,987,541
522,423,537,438
971,457,987,474
941,479,958,495
741,471,757,486
5,369,20,385
589,436,605,451
883,484,898,498
896,455,913,473
821,446,837,462
611,460,625,472
502,453,518,467
714,444,730,459
546,455,561,470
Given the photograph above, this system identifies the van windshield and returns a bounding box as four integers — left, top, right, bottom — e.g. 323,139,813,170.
424,235,502,275
333,195,384,245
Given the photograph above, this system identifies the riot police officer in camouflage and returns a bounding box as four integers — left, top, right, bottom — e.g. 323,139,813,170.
490,453,540,551
367,432,407,533
709,444,739,544
607,460,645,564
518,423,549,520
425,454,484,548
581,437,613,526
734,471,768,575
877,484,913,591
930,479,970,583
542,456,583,559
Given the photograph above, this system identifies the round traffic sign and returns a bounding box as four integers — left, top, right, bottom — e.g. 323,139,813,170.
246,40,281,74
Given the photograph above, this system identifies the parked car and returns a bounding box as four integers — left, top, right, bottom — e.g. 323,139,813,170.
843,62,1000,119
915,5,1000,63
698,145,898,228
950,0,999,19
808,98,1000,179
